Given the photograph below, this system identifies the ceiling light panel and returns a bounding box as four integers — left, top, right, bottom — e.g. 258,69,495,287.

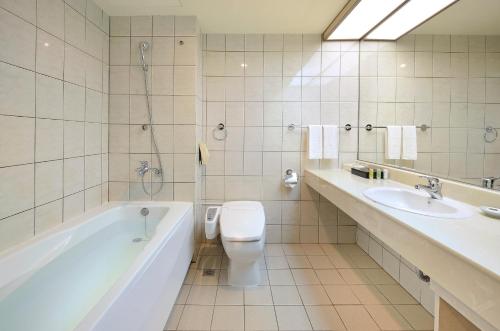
325,0,407,40
365,0,459,40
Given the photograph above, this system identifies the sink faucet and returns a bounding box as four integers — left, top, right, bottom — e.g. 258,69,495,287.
415,176,443,200
481,177,500,189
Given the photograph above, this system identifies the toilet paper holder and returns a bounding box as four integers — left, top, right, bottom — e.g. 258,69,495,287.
283,169,298,188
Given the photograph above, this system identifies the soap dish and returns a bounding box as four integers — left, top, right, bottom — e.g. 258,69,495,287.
480,206,500,219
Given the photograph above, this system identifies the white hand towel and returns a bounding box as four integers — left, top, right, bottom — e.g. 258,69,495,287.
322,125,339,159
385,126,402,160
308,125,322,159
402,125,418,160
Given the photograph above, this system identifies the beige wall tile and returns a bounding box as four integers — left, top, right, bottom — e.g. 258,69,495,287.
0,8,36,70
85,185,101,210
0,62,35,117
36,74,63,119
35,199,63,234
64,157,84,195
35,119,63,162
36,29,64,79
37,0,64,39
64,121,85,157
0,164,34,219
35,160,63,206
0,115,35,167
0,209,34,252
0,0,36,24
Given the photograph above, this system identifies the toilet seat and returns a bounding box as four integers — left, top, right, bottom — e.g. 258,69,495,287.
220,201,265,242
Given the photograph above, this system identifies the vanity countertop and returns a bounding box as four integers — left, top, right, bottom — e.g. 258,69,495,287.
305,168,500,279
305,168,500,328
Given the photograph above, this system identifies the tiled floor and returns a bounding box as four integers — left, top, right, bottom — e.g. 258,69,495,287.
165,243,434,331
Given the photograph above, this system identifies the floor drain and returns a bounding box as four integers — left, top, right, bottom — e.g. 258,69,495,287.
132,238,143,242
203,269,216,276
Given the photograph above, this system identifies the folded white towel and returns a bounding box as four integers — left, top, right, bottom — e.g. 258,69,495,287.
323,125,339,159
402,126,417,160
308,125,322,159
385,126,402,160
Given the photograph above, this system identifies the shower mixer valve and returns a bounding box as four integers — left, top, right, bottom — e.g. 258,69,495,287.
136,161,162,177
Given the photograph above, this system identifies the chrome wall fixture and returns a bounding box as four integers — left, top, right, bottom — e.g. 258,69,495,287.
286,123,431,133
287,123,353,131
484,126,498,143
283,169,298,188
364,124,428,132
212,123,228,141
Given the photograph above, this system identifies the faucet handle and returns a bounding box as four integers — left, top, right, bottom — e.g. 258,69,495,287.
418,175,442,191
139,160,149,166
419,175,439,184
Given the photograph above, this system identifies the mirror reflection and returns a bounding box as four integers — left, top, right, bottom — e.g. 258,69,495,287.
357,0,500,189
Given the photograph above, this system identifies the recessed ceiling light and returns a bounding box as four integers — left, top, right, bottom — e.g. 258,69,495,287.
323,0,408,40
365,0,459,40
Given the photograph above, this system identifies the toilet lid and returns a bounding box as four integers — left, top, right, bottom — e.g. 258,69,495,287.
220,201,265,242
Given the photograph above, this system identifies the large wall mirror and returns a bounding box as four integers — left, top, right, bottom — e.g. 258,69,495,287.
357,0,500,189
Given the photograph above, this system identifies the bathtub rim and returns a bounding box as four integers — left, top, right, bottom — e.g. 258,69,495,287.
0,200,194,331
0,201,192,260
76,201,194,330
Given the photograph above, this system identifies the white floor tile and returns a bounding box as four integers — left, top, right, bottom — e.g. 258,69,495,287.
275,305,312,330
245,305,278,330
305,305,346,331
268,269,295,285
177,305,213,331
271,285,302,305
211,305,244,330
245,286,274,305
215,286,244,305
186,285,217,305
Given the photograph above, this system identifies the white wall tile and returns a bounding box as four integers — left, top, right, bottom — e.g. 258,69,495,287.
0,0,36,23
0,210,34,251
0,8,36,70
35,160,63,206
174,16,197,37
131,16,152,36
0,116,35,167
37,0,65,39
153,15,174,36
0,63,35,117
36,119,63,162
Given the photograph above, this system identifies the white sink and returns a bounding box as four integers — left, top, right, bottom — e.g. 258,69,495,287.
363,187,474,219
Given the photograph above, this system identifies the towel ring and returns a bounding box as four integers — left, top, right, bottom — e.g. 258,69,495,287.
484,126,498,143
212,123,227,141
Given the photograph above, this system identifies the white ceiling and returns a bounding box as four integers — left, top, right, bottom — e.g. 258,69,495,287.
95,0,500,35
413,0,500,35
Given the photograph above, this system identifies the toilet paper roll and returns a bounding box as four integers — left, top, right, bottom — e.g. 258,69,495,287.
283,169,298,188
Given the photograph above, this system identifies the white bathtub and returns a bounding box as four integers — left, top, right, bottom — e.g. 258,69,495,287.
0,201,194,331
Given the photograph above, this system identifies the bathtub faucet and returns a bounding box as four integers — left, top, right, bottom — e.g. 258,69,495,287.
136,161,161,177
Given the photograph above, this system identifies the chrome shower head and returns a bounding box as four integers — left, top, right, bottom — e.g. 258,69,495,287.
139,41,149,51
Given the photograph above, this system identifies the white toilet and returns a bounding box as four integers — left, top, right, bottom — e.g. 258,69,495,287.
205,201,265,286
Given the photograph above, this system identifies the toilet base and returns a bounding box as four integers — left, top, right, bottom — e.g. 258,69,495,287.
228,260,260,286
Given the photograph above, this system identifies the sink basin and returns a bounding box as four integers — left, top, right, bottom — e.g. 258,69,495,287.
363,187,474,219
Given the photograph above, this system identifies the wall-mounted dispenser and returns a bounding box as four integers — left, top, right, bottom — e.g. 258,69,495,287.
283,169,298,188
